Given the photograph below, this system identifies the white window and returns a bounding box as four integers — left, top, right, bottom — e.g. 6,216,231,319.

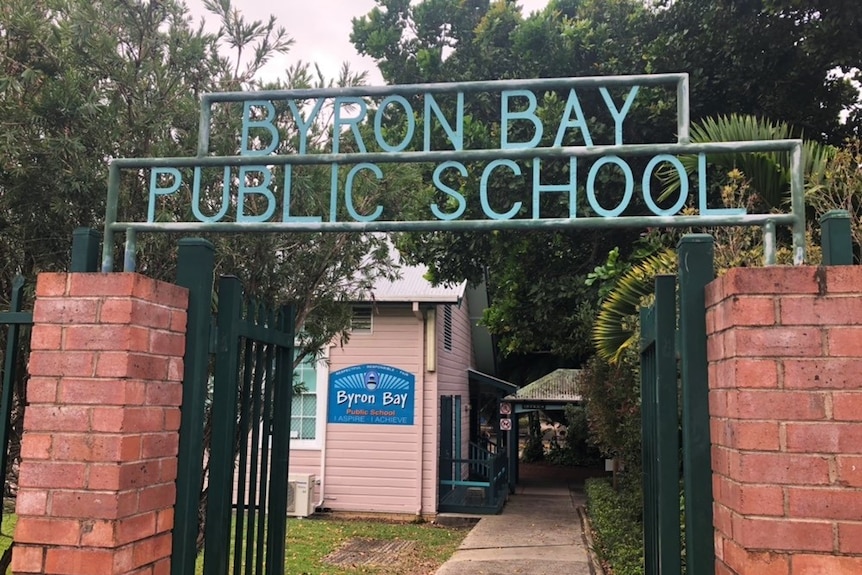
290,352,327,449
351,304,373,333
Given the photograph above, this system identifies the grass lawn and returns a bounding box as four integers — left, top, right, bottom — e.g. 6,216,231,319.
0,514,468,575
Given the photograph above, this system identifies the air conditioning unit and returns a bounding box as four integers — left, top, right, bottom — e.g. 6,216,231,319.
286,474,316,518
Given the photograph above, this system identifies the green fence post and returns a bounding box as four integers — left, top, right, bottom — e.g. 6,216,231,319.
678,234,715,575
172,239,215,575
204,275,244,575
639,304,658,575
820,209,853,265
71,227,101,272
655,275,681,575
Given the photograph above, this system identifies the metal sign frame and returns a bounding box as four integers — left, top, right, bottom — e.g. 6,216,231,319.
101,73,806,271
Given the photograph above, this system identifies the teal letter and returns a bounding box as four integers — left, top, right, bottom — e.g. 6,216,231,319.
532,158,578,219
192,167,231,223
480,160,523,220
282,166,321,223
374,95,415,152
148,168,182,222
586,156,634,218
642,154,688,216
237,166,276,222
423,93,464,151
431,161,467,221
697,154,746,215
553,89,593,147
599,86,639,146
333,97,368,154
500,90,543,149
287,98,325,155
329,164,339,222
241,101,279,155
344,163,384,222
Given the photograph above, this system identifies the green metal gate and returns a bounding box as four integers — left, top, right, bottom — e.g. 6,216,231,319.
639,234,714,575
172,240,296,575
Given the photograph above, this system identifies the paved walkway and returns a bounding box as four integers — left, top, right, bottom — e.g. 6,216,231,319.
435,464,604,575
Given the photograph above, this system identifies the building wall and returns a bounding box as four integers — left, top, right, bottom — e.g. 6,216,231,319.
436,300,475,485
322,304,429,514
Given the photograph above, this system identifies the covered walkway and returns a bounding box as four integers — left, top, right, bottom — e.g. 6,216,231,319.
435,463,606,575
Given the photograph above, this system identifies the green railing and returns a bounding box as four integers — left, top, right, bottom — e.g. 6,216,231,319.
439,442,508,514
639,275,681,575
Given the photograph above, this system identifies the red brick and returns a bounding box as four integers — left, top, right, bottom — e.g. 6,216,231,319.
733,515,833,552
64,324,150,352
156,508,174,533
149,330,185,356
131,277,188,310
23,405,91,432
784,359,862,390
115,512,158,546
95,352,169,380
44,547,114,575
68,273,137,297
16,489,48,515
722,537,789,575
722,267,822,296
167,358,184,383
51,490,137,520
20,433,52,459
714,420,780,451
28,350,96,377
122,407,168,433
26,377,59,403
29,325,62,350
88,461,160,491
787,487,862,520
32,298,99,324
131,532,173,566
158,457,178,483
827,326,862,356
35,272,69,297
144,382,182,407
712,445,731,475
730,326,822,358
18,461,87,489
786,422,862,454
58,379,145,406
706,274,727,307
713,295,776,332
826,266,862,293
833,392,862,421
141,433,178,459
714,502,733,536
164,408,181,432
79,519,116,548
838,522,862,553
153,558,171,575
11,545,45,573
15,517,81,545
715,477,784,516
837,456,862,487
791,554,862,575
138,484,175,512
727,390,826,420
100,299,172,329
730,452,830,485
733,359,779,388
780,296,862,326
170,310,187,333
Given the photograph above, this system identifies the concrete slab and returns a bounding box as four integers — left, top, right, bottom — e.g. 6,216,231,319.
435,467,596,575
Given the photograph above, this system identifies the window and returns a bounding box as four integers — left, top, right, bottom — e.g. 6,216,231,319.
351,304,373,333
291,354,319,442
443,304,453,351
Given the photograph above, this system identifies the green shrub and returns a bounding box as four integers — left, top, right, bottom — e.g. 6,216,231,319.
546,404,603,467
585,476,644,575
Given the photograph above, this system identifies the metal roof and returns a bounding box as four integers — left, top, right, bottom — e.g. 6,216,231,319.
369,261,466,303
505,369,583,402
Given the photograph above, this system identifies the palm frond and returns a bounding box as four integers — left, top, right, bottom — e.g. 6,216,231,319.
592,249,677,364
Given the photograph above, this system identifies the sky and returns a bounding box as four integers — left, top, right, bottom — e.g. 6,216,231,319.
187,0,550,86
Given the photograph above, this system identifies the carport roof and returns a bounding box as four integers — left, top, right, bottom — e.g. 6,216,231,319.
504,369,583,403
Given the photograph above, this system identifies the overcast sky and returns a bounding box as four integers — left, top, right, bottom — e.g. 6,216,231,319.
187,0,550,85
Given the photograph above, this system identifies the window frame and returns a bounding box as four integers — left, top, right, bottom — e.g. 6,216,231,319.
350,304,374,334
289,348,328,451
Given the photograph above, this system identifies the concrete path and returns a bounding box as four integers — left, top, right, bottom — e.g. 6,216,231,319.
435,464,602,575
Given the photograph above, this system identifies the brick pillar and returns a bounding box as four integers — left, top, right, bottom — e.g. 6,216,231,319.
12,273,188,575
707,266,862,575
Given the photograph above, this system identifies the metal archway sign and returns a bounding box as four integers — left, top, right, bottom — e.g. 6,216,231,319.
101,73,805,271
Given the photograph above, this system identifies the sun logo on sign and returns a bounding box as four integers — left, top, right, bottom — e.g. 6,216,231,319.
364,370,379,391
